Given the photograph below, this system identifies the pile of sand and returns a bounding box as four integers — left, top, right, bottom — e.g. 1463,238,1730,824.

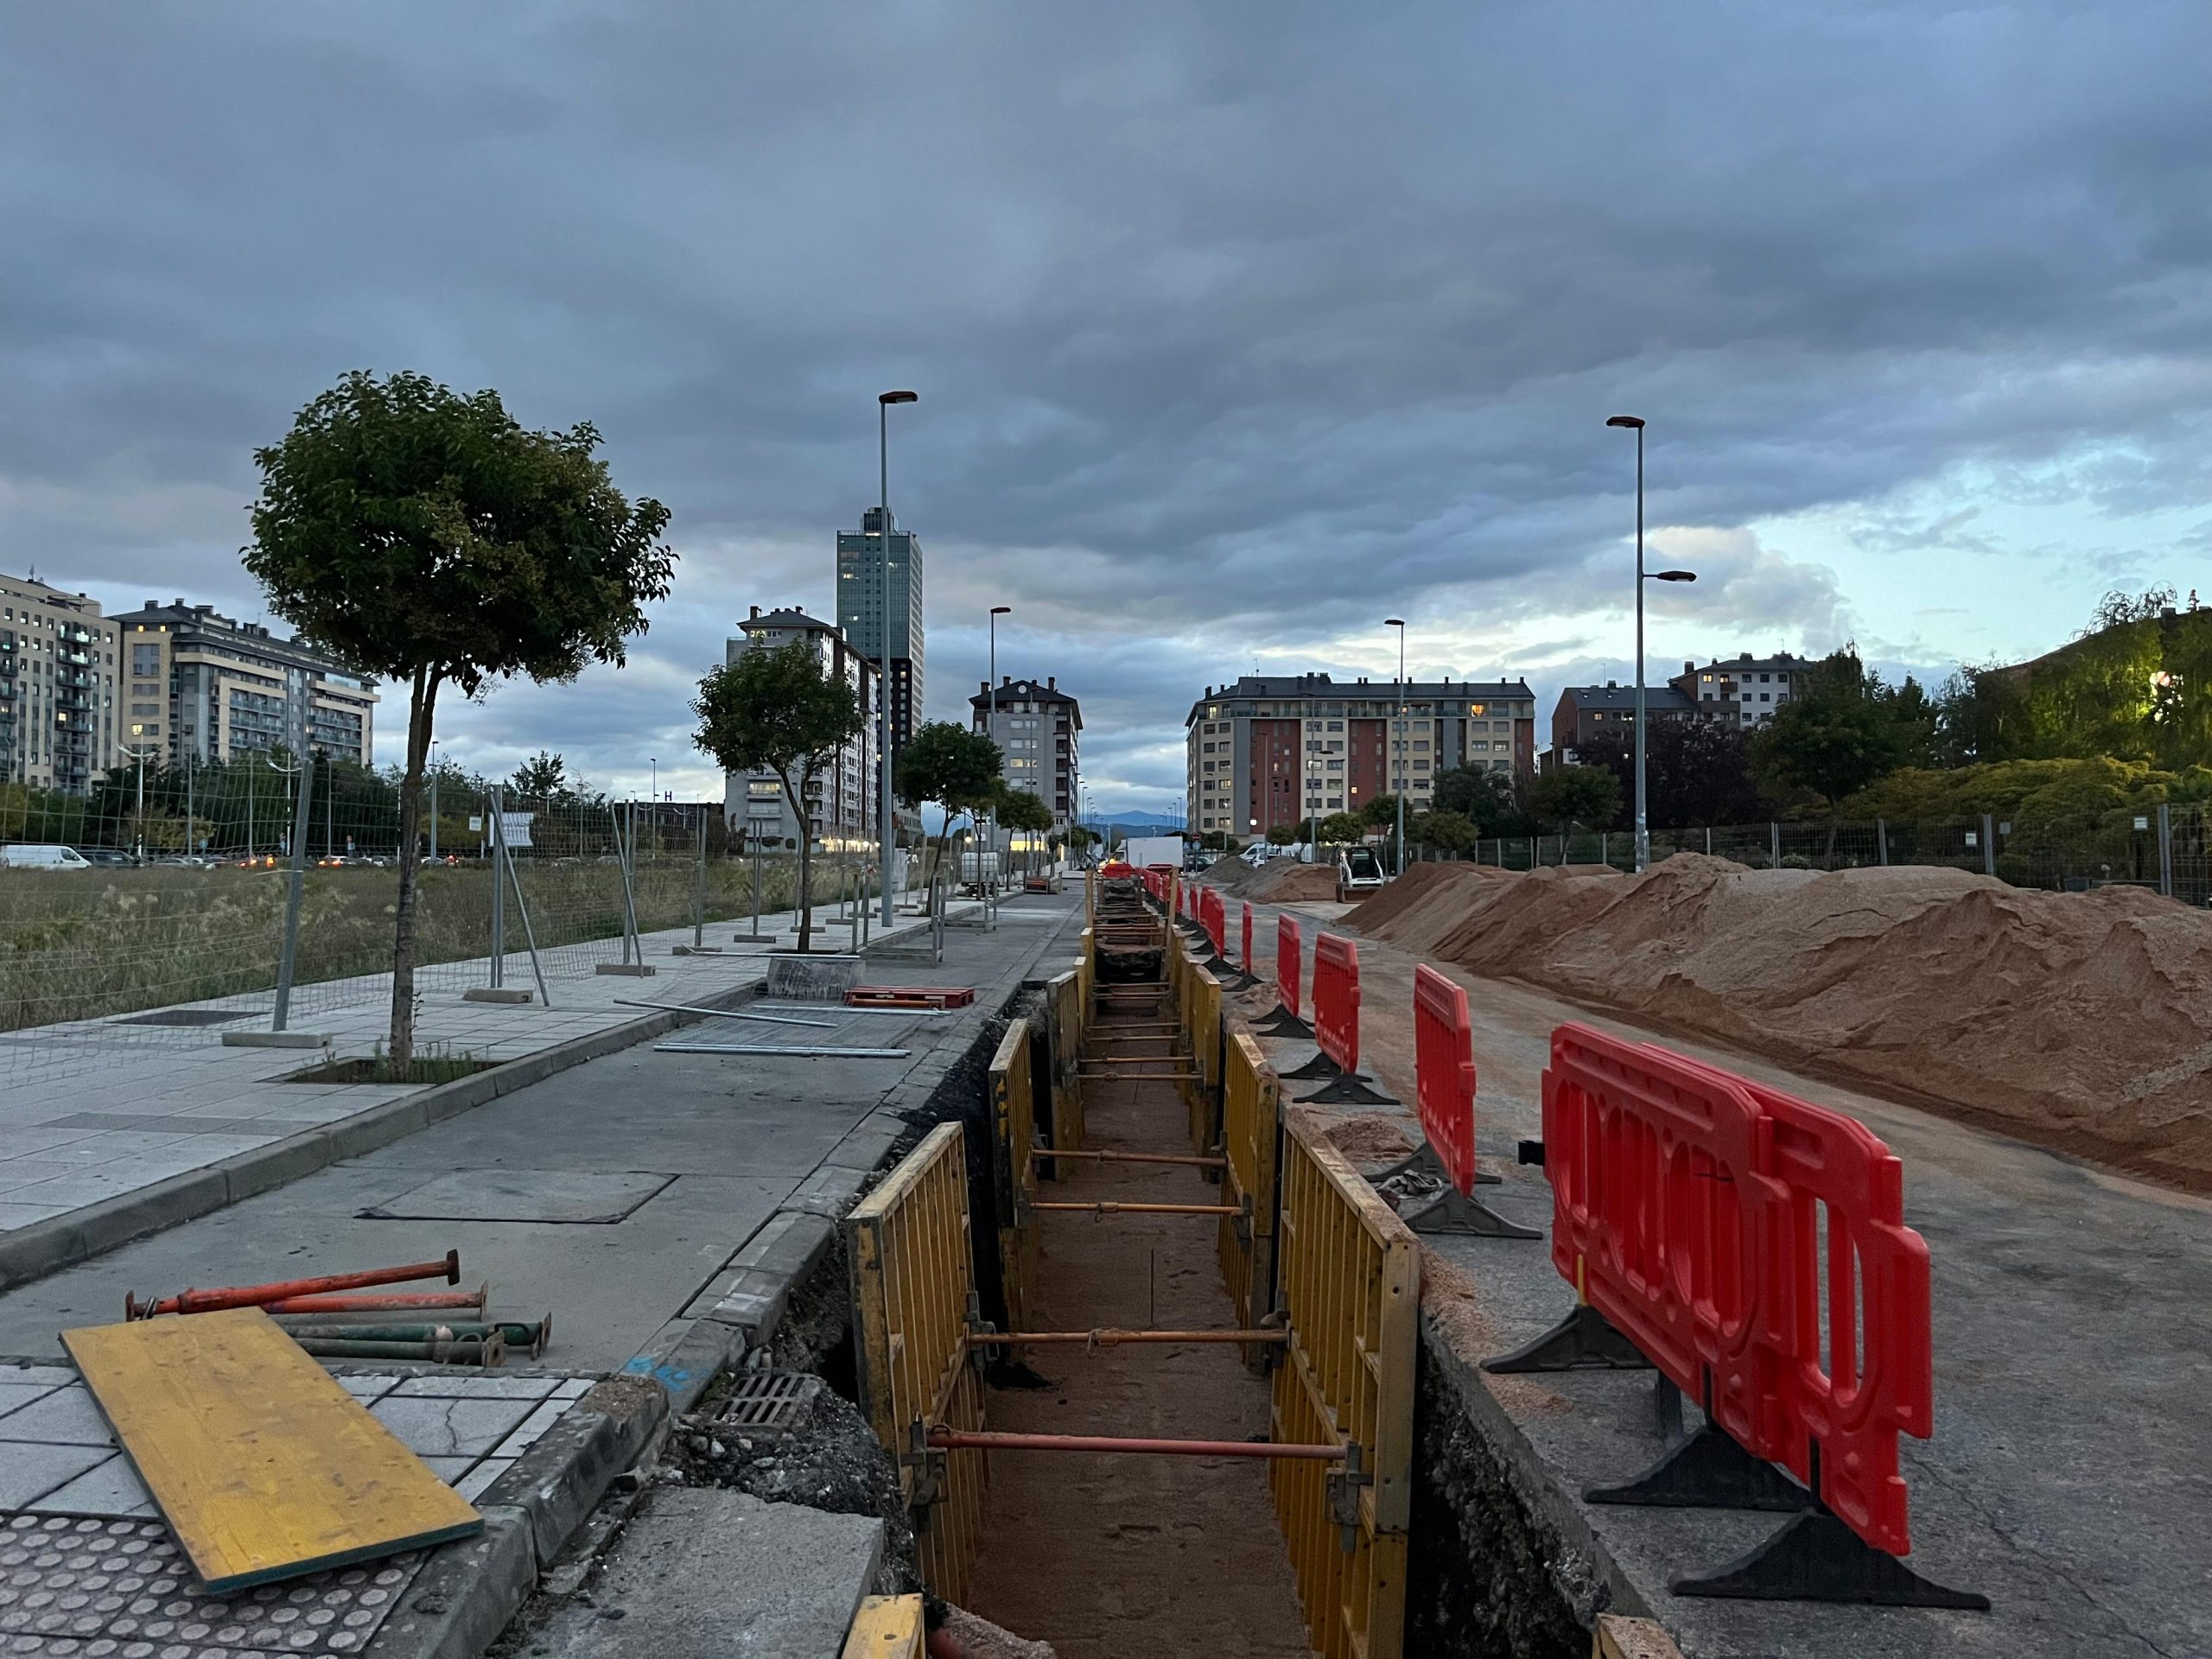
1198,857,1339,902
1346,856,2212,1192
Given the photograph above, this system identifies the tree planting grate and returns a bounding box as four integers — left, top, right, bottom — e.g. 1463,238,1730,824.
111,1008,256,1027
709,1370,823,1444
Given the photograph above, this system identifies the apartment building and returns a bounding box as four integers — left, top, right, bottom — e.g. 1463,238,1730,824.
720,606,880,850
1185,672,1537,839
834,507,924,762
969,676,1081,826
0,573,121,793
107,600,378,767
1548,682,1699,762
1668,652,1814,728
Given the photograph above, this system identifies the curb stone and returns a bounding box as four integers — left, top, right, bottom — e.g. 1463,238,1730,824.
359,1506,537,1659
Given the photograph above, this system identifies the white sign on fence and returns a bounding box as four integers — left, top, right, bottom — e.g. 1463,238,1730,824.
500,812,535,849
467,816,484,833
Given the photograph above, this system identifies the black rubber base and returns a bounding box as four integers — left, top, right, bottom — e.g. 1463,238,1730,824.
1399,1185,1541,1239
1295,1071,1401,1107
1281,1051,1341,1081
1586,1421,1814,1513
1251,1007,1313,1039
1483,1304,1652,1374
1672,1508,1992,1609
1376,1143,1502,1187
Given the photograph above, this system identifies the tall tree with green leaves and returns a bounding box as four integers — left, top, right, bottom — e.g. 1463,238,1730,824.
510,751,569,798
1528,764,1622,833
692,640,866,953
1755,649,1910,810
995,786,1056,875
894,721,1003,903
245,370,672,1069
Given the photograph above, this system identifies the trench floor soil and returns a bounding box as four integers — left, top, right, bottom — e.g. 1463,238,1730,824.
963,1007,1313,1658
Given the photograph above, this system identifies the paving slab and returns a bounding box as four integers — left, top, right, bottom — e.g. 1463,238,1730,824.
530,1488,884,1658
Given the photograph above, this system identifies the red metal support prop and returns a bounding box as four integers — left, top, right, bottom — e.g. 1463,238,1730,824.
126,1251,461,1319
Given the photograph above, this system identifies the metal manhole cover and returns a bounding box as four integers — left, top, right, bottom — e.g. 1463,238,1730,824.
709,1370,823,1443
111,1008,255,1027
356,1169,675,1224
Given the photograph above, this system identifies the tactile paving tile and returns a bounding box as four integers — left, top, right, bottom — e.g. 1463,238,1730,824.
0,1514,423,1656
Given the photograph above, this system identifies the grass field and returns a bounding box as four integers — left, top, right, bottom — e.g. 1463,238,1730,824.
0,851,868,1033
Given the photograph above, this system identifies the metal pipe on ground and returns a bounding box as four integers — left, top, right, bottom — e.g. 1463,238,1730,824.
967,1329,1285,1347
926,1427,1340,1460
277,1319,550,1358
125,1251,461,1319
1035,1149,1224,1168
1032,1201,1241,1217
262,1285,489,1316
293,1335,505,1365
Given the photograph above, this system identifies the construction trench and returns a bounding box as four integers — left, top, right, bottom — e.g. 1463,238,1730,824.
753,870,1621,1659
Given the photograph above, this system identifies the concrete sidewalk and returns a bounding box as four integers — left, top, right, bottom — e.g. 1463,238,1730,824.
1230,892,2212,1659
0,893,972,1289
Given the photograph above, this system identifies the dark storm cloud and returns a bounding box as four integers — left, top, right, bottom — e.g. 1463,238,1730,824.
4,3,2210,798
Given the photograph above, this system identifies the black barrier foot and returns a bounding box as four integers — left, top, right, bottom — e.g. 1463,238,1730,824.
1252,1007,1313,1039
1586,1421,1814,1513
1281,1051,1342,1081
1671,1508,1992,1609
1295,1071,1401,1107
1398,1185,1541,1239
1376,1144,1502,1187
1484,1304,1652,1374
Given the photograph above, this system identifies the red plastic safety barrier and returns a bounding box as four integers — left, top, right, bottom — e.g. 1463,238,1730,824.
1412,966,1478,1196
1201,887,1226,958
1276,914,1302,1019
1543,1026,1940,1559
1310,933,1361,1076
1240,901,1254,972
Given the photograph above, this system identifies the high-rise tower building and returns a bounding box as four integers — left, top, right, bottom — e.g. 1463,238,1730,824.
835,507,924,759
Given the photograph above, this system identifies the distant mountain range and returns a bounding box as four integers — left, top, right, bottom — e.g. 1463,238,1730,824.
1081,809,1183,830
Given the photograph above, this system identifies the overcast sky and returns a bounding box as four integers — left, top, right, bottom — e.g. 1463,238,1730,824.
5,3,2207,810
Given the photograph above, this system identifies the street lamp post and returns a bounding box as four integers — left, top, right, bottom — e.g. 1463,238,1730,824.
877,389,918,925
1605,415,1696,873
988,605,1010,890
1385,618,1406,876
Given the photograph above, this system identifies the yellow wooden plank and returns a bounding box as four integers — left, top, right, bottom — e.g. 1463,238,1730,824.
63,1307,481,1592
842,1592,925,1657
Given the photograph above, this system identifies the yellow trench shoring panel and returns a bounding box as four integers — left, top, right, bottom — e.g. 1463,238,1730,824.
1076,925,1096,1021
845,1122,987,1605
1269,1111,1420,1659
988,1016,1040,1331
1217,1028,1282,1370
1045,968,1086,1157
842,1592,925,1657
61,1308,481,1593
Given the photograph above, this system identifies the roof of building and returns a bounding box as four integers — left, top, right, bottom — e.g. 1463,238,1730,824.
1679,651,1813,678
969,677,1083,726
737,606,842,633
109,600,373,687
1557,683,1698,714
1185,671,1534,724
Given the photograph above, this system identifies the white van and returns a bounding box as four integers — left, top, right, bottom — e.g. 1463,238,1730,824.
0,844,91,871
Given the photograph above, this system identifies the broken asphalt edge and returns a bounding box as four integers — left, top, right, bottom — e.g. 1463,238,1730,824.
0,981,787,1294
624,899,1087,1414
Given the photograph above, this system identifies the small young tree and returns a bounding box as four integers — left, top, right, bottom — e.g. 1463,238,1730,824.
510,751,569,798
691,640,865,954
894,721,1003,904
998,788,1056,876
1411,808,1478,858
1266,823,1299,847
1529,765,1622,833
1317,810,1365,844
245,370,671,1070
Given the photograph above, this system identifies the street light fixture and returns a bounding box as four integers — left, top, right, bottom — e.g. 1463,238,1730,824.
1605,415,1697,874
1384,618,1406,877
876,389,918,924
988,605,1010,888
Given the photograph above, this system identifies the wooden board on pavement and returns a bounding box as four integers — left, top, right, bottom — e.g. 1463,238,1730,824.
62,1306,481,1592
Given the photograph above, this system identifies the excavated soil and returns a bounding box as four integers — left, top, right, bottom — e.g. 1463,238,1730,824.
1205,857,1343,903
963,1060,1313,1656
1345,857,2212,1192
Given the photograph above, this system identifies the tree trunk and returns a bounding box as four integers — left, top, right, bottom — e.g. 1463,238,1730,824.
388,669,439,1073
782,766,812,954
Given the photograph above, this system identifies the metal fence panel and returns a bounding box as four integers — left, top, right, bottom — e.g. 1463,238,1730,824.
1217,1029,1281,1370
845,1122,987,1605
1045,969,1086,1157
988,1018,1039,1332
1270,1111,1418,1659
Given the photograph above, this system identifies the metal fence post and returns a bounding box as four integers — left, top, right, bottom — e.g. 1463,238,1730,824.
488,785,506,991
1705,825,1713,856
270,750,315,1033
2158,803,2173,898
1878,817,1889,867
693,805,708,950
1769,822,1780,868
1981,813,1996,878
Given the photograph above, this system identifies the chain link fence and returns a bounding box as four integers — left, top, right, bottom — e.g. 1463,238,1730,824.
1435,804,2210,906
0,772,917,1081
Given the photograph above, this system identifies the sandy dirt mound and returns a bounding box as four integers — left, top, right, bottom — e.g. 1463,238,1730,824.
1351,854,2212,1192
1317,1111,1419,1167
1202,857,1338,903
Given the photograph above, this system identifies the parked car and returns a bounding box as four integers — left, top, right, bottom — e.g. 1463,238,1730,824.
77,847,137,868
1336,845,1386,900
0,843,91,871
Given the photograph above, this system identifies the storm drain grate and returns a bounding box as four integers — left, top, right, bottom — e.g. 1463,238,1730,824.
709,1370,824,1442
